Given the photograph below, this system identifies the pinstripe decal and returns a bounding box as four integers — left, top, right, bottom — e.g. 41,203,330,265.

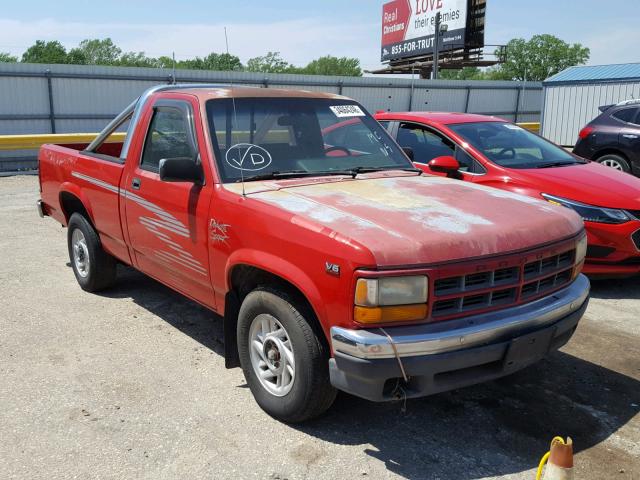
71,171,208,276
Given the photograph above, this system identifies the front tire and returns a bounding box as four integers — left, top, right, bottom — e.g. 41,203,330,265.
237,287,336,423
67,213,117,292
596,153,631,173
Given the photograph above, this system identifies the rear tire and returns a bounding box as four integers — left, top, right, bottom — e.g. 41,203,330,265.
596,153,631,173
237,287,336,423
67,213,117,292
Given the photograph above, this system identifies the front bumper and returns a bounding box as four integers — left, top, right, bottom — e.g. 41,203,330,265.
329,274,590,401
36,199,46,218
583,221,640,277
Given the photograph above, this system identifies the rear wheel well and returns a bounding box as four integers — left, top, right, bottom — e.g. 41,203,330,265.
223,264,326,368
594,148,629,161
59,192,91,226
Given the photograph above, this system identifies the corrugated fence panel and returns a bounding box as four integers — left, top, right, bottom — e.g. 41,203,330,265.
542,80,640,146
0,76,49,115
412,87,467,112
0,63,542,172
342,86,410,113
52,78,159,115
468,88,518,115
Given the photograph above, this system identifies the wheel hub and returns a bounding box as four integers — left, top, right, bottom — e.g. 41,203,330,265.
263,338,283,372
249,314,296,397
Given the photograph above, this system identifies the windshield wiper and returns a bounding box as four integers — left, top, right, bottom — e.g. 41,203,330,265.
238,170,352,182
536,161,584,168
347,166,423,176
238,166,422,182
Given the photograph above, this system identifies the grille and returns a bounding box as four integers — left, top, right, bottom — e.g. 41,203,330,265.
431,248,576,319
633,229,640,250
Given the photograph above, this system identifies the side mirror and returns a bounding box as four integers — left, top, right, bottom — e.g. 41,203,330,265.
428,155,460,175
159,157,203,184
401,147,414,161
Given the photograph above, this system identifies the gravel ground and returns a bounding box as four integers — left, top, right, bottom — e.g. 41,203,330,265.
1,175,638,480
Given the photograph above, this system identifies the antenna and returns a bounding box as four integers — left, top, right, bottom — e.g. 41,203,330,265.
172,51,176,84
225,26,245,196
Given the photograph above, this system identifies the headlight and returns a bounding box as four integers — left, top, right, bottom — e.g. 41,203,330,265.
575,234,587,266
571,233,588,279
542,193,631,224
354,276,428,324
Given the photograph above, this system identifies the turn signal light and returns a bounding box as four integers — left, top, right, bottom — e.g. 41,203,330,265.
354,304,428,324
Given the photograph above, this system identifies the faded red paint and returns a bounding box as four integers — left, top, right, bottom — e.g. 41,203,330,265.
39,88,586,342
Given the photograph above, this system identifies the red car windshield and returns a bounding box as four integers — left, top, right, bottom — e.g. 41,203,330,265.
448,122,583,169
206,98,413,182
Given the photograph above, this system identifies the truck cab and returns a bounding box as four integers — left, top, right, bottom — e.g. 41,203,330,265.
38,85,590,422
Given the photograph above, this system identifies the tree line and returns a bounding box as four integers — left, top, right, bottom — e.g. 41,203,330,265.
440,34,590,81
0,38,363,76
0,34,590,81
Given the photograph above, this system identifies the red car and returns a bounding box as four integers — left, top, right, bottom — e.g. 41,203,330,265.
375,112,640,277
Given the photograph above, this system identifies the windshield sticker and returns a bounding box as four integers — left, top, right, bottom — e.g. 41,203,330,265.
329,105,366,118
225,143,273,171
503,124,523,130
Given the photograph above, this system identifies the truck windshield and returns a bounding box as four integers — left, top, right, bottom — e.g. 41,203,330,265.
206,98,413,182
447,122,584,169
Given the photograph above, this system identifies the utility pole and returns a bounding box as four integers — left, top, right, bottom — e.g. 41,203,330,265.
432,12,441,80
432,13,448,80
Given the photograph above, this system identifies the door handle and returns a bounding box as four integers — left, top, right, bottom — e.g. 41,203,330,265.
622,134,638,139
131,178,141,190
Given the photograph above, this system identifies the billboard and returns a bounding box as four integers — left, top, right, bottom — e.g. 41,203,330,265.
381,0,469,62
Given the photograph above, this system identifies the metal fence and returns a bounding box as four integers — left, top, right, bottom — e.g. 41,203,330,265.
0,63,542,172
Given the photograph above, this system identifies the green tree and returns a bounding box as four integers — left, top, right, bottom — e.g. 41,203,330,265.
69,38,121,65
116,51,159,67
0,52,18,63
179,52,243,71
497,34,590,81
21,40,69,64
302,55,362,76
439,67,486,80
246,52,294,73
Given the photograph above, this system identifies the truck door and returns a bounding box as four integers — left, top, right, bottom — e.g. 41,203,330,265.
123,97,215,308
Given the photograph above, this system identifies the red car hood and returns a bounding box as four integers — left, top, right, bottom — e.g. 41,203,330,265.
226,173,583,267
511,162,640,209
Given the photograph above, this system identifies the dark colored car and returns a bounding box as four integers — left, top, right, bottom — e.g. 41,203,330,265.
574,99,640,176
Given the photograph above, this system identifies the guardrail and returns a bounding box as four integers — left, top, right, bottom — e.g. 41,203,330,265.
0,123,541,152
0,132,126,151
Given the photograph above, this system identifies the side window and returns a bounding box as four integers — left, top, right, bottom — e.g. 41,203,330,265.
397,123,455,163
612,107,640,125
397,123,484,173
141,107,194,171
378,120,391,132
455,147,485,174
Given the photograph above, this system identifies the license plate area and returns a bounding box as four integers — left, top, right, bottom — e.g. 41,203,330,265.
503,327,556,372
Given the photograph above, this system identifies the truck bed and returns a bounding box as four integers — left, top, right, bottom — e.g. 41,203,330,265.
39,143,131,265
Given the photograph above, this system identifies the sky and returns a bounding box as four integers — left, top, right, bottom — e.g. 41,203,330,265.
0,0,639,70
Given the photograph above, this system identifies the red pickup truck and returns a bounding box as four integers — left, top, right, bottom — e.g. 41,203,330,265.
38,85,590,422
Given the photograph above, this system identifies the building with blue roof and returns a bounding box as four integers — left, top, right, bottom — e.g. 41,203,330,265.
541,63,640,146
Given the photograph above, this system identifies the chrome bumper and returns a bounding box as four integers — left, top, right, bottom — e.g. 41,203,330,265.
36,199,45,218
331,274,590,360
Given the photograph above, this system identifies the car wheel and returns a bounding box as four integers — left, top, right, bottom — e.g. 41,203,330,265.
67,213,117,292
237,287,337,423
596,154,631,173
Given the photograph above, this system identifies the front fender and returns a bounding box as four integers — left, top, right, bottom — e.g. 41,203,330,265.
225,248,328,330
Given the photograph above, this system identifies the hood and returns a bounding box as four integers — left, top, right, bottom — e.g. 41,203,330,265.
511,162,640,209
226,174,583,267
